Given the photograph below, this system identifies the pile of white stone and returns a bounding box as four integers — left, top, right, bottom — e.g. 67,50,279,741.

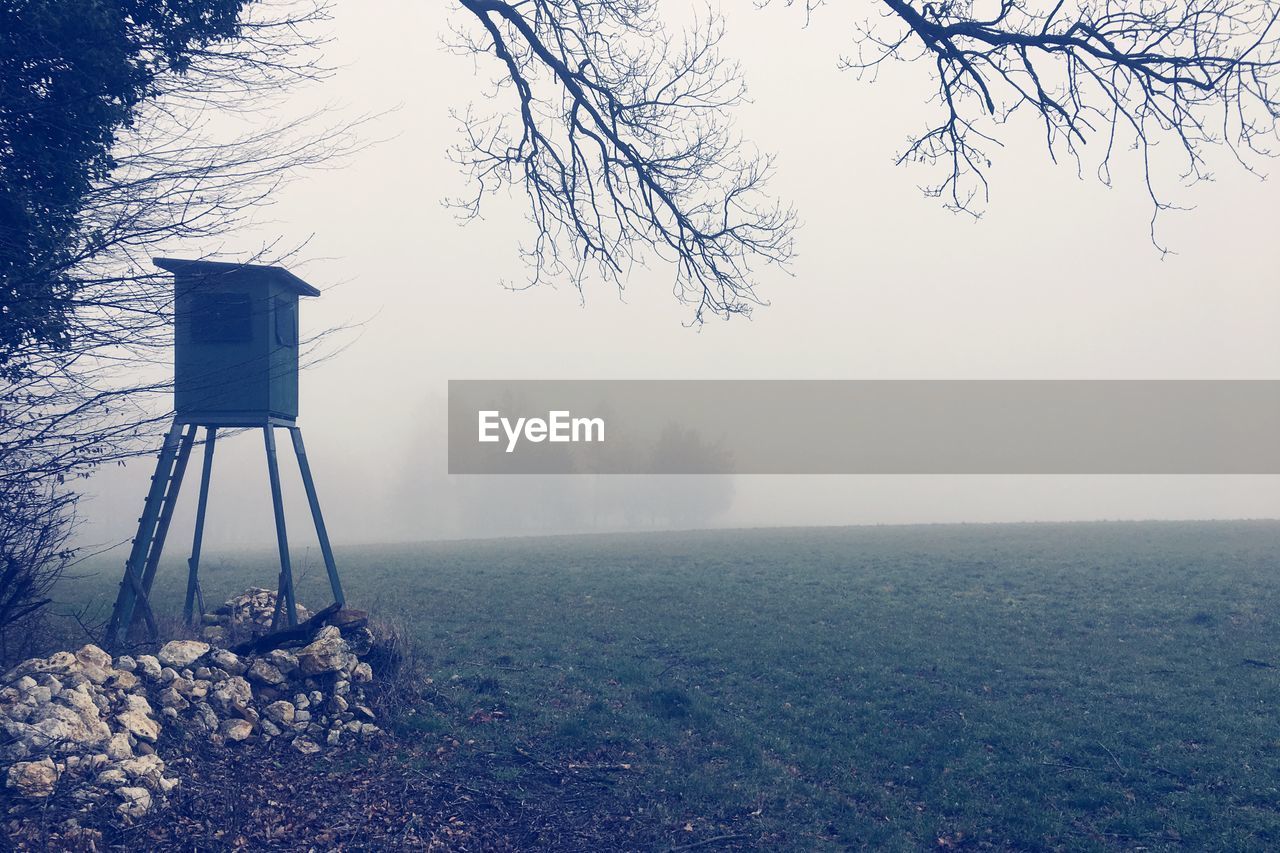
197,587,314,645
0,594,380,823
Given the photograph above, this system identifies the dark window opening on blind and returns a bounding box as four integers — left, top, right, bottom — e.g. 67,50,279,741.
190,292,253,344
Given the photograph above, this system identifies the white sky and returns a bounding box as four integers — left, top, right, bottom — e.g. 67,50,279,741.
80,0,1280,551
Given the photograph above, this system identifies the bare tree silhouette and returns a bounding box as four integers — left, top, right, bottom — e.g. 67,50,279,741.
451,0,798,322
849,0,1280,246
455,0,1280,268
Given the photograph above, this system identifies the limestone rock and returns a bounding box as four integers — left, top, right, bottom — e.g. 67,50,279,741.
35,673,62,695
192,702,219,734
96,768,127,786
264,700,295,726
297,627,356,676
291,736,321,755
119,754,166,791
115,709,160,743
210,676,252,716
219,719,253,742
109,670,140,691
105,732,133,761
158,686,188,711
112,695,160,743
25,701,107,752
265,649,299,678
116,785,152,820
63,824,105,848
15,651,75,677
246,659,285,686
208,649,244,675
158,640,209,669
6,757,58,797
136,655,162,679
75,645,113,671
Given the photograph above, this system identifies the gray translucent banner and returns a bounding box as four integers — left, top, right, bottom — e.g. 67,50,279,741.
447,380,1280,474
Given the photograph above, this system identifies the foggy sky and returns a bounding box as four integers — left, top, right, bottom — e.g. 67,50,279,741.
78,0,1280,552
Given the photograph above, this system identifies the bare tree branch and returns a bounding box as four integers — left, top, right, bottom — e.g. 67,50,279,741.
451,0,797,322
834,0,1280,245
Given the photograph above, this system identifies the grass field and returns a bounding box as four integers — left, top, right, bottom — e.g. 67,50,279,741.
73,520,1280,850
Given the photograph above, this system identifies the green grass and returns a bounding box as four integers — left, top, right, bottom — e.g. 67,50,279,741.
72,520,1280,850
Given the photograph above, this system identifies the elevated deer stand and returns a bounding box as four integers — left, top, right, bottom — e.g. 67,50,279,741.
105,258,344,649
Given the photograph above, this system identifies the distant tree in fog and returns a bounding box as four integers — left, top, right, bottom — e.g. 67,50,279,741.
588,423,735,530
643,424,735,528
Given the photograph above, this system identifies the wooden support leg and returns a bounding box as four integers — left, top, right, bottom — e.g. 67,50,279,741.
138,424,195,596
263,426,298,628
289,427,345,607
106,419,184,648
120,567,159,643
184,427,218,625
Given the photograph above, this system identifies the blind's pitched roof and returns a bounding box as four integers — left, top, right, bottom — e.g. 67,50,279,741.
154,257,322,297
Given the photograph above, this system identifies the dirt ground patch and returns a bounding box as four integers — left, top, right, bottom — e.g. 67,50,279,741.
4,733,658,851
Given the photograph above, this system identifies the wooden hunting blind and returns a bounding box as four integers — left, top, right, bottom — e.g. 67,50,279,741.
106,257,345,649
166,256,317,421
